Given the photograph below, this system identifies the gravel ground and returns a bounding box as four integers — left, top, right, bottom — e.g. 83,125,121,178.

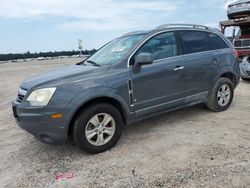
0,58,249,188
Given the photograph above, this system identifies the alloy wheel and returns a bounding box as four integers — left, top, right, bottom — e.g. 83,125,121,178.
85,113,116,146
217,84,231,107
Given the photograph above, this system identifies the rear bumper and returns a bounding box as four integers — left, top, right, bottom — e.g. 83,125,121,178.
12,101,70,144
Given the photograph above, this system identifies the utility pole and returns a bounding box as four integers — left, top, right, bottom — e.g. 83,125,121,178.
78,39,83,57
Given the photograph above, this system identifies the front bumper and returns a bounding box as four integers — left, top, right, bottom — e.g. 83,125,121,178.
12,100,70,144
236,49,250,58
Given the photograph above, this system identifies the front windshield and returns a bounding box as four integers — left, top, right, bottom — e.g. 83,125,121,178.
86,34,144,66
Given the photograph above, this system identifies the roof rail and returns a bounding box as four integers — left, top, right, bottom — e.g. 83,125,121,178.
123,30,147,36
155,24,210,30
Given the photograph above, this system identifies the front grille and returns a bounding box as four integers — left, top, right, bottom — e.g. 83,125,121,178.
17,94,24,102
234,39,250,48
242,40,250,46
234,40,242,47
16,88,27,103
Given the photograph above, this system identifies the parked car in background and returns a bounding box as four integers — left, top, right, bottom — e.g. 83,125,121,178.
12,24,240,154
240,56,250,80
227,0,250,19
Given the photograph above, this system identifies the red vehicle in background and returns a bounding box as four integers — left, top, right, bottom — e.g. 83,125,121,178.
220,16,250,59
221,1,250,80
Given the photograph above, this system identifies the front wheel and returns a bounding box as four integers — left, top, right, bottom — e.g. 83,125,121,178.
206,78,234,112
73,103,123,154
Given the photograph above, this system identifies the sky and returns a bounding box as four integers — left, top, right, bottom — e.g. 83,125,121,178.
0,0,236,53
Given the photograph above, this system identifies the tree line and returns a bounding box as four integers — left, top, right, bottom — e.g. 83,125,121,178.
0,49,97,61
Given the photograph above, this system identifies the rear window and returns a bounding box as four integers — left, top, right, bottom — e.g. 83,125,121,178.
209,33,229,50
179,31,210,55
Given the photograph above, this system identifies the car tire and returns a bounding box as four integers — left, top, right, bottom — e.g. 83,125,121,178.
206,78,234,112
73,103,123,154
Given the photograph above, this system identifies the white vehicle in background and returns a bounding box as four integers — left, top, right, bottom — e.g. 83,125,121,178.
227,0,250,19
37,57,46,61
240,56,250,80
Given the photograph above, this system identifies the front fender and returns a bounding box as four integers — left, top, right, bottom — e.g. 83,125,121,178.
63,86,133,134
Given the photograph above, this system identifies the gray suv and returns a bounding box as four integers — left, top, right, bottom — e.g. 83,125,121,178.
12,24,240,153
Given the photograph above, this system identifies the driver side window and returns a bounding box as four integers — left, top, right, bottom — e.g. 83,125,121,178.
133,32,177,64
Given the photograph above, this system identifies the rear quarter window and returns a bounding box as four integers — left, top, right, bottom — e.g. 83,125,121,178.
179,31,210,55
209,33,229,50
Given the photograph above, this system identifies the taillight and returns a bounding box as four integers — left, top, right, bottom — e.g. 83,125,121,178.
233,49,239,59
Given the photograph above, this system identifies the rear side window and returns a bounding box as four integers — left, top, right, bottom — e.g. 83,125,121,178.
179,31,210,54
209,33,229,50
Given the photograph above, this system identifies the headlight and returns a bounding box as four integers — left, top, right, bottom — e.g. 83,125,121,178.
26,88,56,106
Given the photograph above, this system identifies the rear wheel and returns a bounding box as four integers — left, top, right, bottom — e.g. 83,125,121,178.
206,78,234,112
73,103,123,154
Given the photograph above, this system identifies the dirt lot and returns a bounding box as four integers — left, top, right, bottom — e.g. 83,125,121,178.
0,58,249,188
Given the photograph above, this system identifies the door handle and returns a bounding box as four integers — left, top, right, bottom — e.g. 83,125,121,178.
174,66,185,71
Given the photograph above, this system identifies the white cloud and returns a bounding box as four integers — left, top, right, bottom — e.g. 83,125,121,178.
0,0,178,31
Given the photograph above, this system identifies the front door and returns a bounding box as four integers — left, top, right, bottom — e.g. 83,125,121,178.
129,32,187,118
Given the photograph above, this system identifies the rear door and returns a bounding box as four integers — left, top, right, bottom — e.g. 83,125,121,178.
209,32,232,76
178,30,220,98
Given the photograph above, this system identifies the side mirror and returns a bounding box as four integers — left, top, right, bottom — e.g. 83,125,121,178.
134,53,153,72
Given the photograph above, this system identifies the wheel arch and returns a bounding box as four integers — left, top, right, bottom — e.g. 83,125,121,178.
207,71,238,98
220,72,238,88
67,96,129,138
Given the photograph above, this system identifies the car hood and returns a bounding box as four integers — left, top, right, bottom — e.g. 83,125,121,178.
21,65,105,90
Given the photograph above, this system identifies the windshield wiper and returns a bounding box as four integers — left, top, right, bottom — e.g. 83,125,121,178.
86,60,101,67
76,60,85,65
